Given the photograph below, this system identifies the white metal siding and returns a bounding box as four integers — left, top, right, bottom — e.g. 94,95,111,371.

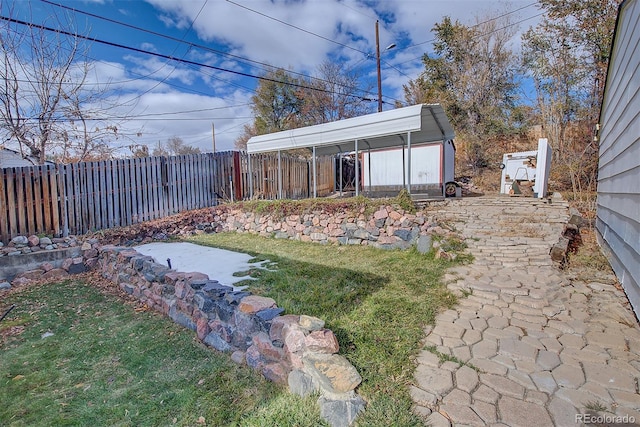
597,0,640,317
362,144,442,188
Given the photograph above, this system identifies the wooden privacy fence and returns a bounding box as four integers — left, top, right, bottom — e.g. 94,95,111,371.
0,151,334,242
237,152,334,200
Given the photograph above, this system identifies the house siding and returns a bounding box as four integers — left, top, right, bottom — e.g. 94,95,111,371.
596,0,640,317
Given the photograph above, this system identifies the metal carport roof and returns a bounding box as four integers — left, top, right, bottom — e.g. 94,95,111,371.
246,103,454,155
245,103,455,199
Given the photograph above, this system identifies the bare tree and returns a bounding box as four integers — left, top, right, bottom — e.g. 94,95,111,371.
152,136,200,156
0,7,137,163
234,122,258,151
298,61,372,125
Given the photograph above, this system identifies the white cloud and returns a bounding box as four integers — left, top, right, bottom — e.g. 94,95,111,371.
76,0,544,154
105,90,254,154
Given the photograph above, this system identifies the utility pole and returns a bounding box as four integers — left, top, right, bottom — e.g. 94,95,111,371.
375,21,395,113
376,20,383,113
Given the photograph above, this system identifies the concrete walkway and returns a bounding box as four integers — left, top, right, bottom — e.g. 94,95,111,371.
411,196,640,426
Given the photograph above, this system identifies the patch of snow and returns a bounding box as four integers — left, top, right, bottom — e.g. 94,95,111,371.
134,242,272,291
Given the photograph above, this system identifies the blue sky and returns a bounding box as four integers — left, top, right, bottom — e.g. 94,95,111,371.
3,0,543,154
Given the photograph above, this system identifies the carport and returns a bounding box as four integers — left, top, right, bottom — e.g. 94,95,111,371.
245,103,455,198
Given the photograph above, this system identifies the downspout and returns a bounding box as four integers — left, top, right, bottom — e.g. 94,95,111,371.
277,150,282,199
407,131,412,194
339,152,343,197
248,152,253,199
312,146,317,198
355,140,359,197
402,141,406,189
441,143,446,198
368,148,372,196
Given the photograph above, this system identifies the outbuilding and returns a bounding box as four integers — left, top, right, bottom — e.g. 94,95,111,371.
246,103,456,198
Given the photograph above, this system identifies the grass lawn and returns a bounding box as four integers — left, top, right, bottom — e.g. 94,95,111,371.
0,279,321,427
188,232,460,425
1,231,461,426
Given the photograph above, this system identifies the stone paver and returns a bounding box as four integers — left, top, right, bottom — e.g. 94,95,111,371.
410,196,640,426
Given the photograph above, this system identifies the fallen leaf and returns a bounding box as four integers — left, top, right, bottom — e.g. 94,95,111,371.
12,374,25,380
197,416,205,424
197,379,205,385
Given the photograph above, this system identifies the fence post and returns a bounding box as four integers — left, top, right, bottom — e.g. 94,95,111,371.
57,164,69,237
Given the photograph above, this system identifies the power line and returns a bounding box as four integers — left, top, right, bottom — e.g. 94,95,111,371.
405,2,538,49
119,0,208,105
40,0,361,96
0,14,376,100
396,11,546,67
225,0,369,56
39,0,403,104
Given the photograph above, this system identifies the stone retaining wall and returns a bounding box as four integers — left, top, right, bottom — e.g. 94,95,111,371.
2,240,365,427
207,205,444,251
99,244,365,427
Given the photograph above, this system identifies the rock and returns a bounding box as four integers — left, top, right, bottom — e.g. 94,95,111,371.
39,237,52,245
84,258,98,270
416,235,432,254
262,362,288,384
62,258,74,271
373,208,388,220
193,293,214,312
303,353,362,394
120,283,134,295
305,329,340,354
83,248,98,259
231,350,245,365
11,277,31,286
393,229,412,241
550,237,569,262
353,229,370,240
283,324,306,353
299,315,325,331
168,306,196,331
245,344,264,370
68,263,87,275
203,332,232,352
42,268,70,281
310,232,328,241
196,317,210,341
288,369,317,397
27,235,40,247
318,393,366,427
0,282,11,290
252,332,285,362
238,295,277,314
40,262,54,272
567,207,584,227
16,270,45,281
256,307,285,323
269,315,300,342
11,236,28,246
